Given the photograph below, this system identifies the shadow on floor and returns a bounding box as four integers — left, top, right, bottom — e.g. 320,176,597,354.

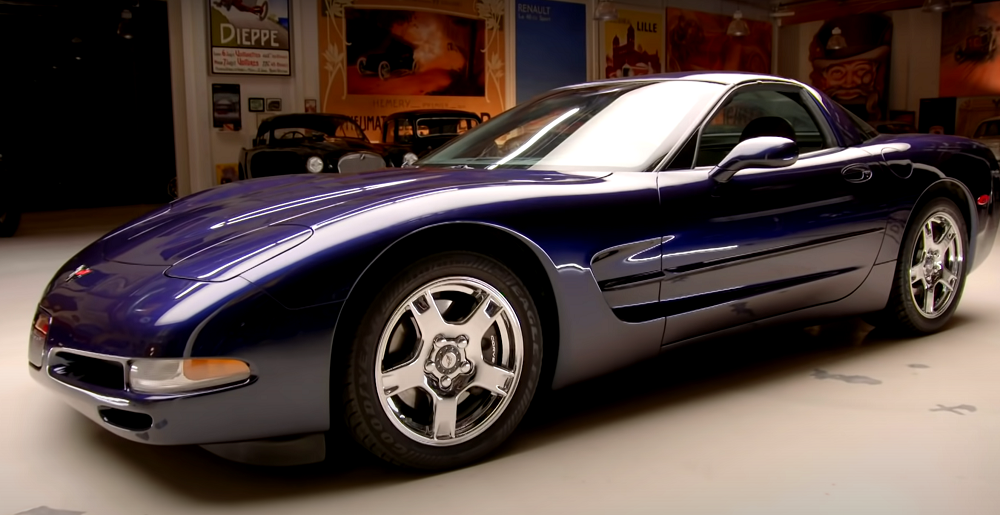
70,313,973,502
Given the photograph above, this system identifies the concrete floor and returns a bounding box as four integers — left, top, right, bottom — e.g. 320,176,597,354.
2,206,999,515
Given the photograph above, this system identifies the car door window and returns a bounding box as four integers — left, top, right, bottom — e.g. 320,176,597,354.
694,88,831,167
384,119,396,144
335,122,366,140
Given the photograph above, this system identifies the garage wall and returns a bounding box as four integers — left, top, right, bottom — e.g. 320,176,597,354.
170,0,775,196
777,9,942,122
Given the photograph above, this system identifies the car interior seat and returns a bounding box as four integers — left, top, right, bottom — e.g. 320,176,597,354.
739,116,796,143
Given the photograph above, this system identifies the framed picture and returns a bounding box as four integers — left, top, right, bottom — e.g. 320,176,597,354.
304,98,317,113
266,98,282,112
248,97,265,112
211,83,241,131
209,0,291,76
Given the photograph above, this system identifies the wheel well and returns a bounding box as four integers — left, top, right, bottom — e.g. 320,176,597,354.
332,223,561,391
914,180,975,246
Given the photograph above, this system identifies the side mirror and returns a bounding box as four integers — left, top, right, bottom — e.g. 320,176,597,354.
709,137,799,183
402,152,419,168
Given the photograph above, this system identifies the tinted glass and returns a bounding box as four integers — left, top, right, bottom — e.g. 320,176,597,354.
695,89,829,167
419,80,724,171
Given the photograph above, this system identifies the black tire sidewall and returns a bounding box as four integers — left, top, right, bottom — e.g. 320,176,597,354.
344,252,542,470
892,197,969,333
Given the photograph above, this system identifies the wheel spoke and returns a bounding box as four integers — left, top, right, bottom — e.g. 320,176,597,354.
380,360,427,396
923,284,937,313
938,269,959,292
921,221,935,252
462,294,502,343
409,290,447,341
938,225,957,253
909,264,925,287
472,364,515,397
431,395,459,440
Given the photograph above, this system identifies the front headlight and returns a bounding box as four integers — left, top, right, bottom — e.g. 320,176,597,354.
306,156,324,173
129,358,251,394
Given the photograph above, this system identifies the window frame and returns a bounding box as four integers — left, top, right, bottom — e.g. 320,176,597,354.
669,82,840,171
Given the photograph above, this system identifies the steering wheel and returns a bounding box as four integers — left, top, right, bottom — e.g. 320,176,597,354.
279,131,306,139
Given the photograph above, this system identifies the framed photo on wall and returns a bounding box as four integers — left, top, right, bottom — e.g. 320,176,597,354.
266,98,282,112
211,83,241,131
209,0,292,76
248,97,265,112
305,98,317,113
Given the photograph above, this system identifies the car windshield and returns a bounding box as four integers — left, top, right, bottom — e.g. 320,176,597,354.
418,80,725,172
975,120,1000,138
268,118,367,142
415,117,478,138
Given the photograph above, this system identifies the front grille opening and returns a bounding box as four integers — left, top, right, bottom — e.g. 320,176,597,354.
98,407,153,432
50,352,125,391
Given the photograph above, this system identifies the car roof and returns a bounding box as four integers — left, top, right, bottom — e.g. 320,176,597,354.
260,113,356,127
559,71,796,90
977,116,1000,124
386,109,481,120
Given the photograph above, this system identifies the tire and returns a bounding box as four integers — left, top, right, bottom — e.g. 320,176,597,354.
378,61,391,80
876,197,968,334
0,208,20,237
343,252,542,470
356,57,367,76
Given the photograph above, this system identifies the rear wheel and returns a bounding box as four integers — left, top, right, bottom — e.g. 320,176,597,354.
877,198,968,334
343,252,542,470
378,61,391,80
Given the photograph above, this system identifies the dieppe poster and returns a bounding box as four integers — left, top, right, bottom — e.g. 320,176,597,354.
515,0,586,104
318,0,507,142
602,7,663,78
210,0,291,76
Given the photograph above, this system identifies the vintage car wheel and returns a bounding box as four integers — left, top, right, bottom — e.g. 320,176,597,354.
878,198,968,334
357,57,367,76
378,61,391,80
343,252,542,470
258,0,268,21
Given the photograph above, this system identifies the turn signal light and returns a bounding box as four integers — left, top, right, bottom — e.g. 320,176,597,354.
129,358,251,394
978,194,990,206
33,312,50,336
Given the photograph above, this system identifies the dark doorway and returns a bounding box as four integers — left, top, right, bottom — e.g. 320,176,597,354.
0,1,176,212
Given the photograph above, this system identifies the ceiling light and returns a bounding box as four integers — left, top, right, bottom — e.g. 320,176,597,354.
594,1,618,21
827,27,847,50
922,0,952,12
118,9,134,39
727,10,749,37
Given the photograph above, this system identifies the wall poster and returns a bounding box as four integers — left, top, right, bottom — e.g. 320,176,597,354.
515,0,586,104
211,83,242,130
318,0,507,142
807,14,892,122
940,3,1000,97
210,0,291,76
664,8,770,73
601,7,663,78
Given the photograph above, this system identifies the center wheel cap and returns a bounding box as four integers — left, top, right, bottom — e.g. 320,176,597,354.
424,335,474,391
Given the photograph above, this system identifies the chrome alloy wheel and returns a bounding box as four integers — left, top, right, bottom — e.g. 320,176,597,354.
375,277,523,446
909,211,964,319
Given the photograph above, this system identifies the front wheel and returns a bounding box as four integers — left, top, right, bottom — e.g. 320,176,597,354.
877,198,968,334
343,252,542,470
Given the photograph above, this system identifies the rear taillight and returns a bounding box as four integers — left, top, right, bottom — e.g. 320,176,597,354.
33,312,50,336
978,194,991,206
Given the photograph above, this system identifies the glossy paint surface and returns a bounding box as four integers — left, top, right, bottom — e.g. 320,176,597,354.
31,72,1000,447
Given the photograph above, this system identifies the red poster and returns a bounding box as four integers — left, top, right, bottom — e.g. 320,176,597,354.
665,8,771,74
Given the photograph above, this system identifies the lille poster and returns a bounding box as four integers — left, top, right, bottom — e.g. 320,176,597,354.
210,0,292,76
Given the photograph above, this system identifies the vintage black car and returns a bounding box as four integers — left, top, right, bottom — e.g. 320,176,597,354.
381,110,481,161
239,114,395,179
357,37,417,80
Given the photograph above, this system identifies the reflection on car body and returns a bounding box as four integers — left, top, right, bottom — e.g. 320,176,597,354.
30,73,1000,472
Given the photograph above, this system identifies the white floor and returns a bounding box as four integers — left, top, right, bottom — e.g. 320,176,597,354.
2,206,999,515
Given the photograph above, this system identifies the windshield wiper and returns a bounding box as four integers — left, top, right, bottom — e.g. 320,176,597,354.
445,164,474,169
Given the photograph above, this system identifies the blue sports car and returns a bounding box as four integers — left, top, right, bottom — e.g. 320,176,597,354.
29,73,999,470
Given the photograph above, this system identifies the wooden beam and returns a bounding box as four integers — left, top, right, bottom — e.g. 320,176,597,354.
779,0,925,25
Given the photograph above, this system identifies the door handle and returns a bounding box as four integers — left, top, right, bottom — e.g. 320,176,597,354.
841,165,872,183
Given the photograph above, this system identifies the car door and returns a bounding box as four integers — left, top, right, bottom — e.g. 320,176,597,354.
656,82,888,344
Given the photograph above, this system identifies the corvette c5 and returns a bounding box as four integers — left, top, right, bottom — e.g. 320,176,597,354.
29,73,999,470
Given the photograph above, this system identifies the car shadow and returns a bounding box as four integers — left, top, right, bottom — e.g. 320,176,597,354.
74,314,974,501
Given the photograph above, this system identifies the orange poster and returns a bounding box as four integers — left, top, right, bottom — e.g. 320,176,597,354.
602,8,663,78
665,8,770,73
940,3,1000,97
318,0,507,141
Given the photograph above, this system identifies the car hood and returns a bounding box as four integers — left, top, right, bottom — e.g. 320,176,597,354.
101,168,608,266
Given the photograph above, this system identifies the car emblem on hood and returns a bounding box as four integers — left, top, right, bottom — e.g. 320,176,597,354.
66,265,93,282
